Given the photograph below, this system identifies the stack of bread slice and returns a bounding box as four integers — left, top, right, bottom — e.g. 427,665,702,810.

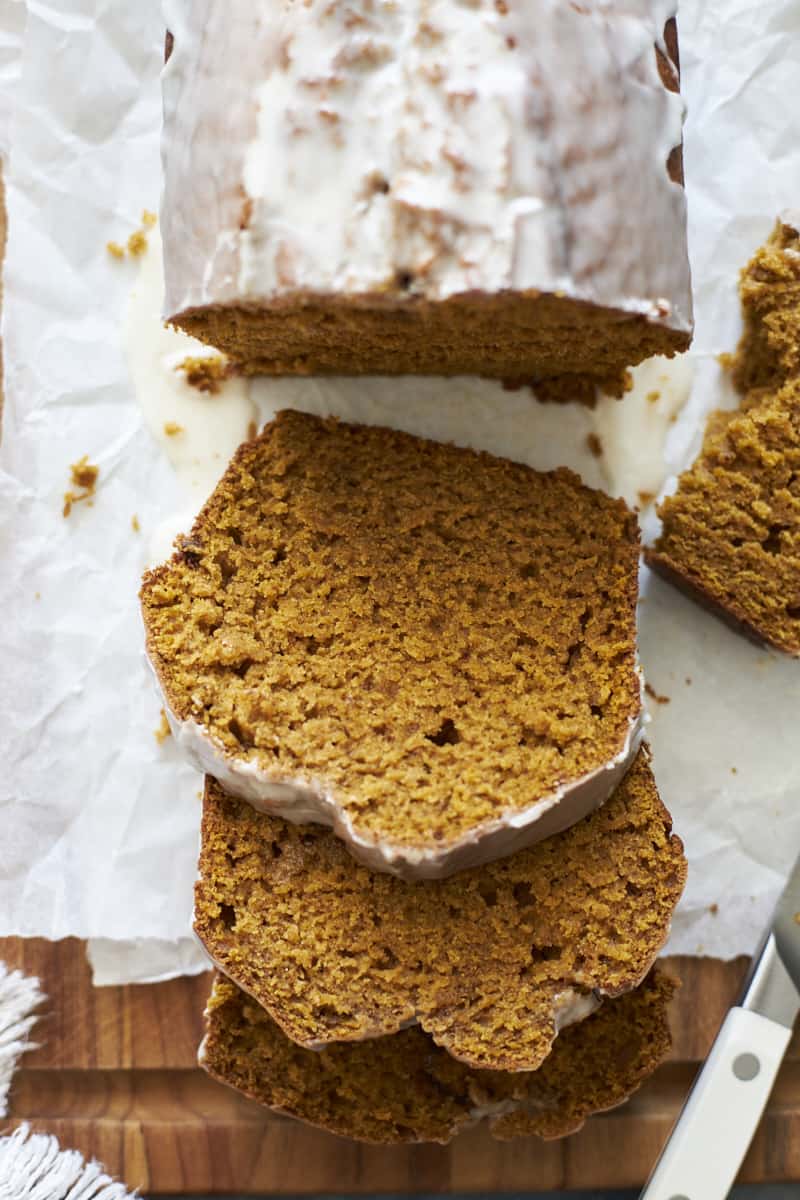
142,411,687,1144
148,0,692,1146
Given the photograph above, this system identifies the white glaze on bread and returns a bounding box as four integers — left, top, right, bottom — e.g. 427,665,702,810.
153,652,645,880
161,0,691,330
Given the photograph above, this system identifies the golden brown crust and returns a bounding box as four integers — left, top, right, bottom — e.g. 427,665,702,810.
658,18,684,186
200,970,676,1145
499,370,632,408
663,16,681,82
142,411,643,866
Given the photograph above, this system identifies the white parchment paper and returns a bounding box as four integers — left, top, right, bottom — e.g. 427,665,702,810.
0,0,24,159
1,0,800,978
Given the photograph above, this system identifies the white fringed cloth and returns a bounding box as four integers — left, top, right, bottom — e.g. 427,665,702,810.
0,1125,138,1199
0,961,136,1198
0,964,42,1119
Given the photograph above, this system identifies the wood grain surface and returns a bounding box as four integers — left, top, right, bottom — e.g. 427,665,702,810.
2,938,800,1193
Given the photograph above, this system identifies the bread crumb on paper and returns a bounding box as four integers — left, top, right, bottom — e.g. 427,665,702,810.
177,354,232,394
154,709,172,744
163,421,184,437
107,209,158,260
131,514,140,533
63,455,99,517
644,681,670,705
127,229,148,257
586,432,603,458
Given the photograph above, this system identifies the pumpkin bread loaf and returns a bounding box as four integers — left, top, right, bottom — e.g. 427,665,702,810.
161,3,692,389
200,970,676,1144
195,748,685,1072
647,218,800,654
142,411,644,879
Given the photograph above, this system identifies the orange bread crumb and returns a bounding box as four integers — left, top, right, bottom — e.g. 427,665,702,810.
107,210,157,260
177,355,232,394
154,710,172,745
63,456,99,517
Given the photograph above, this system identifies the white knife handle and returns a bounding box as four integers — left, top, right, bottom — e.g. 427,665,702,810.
641,1005,791,1200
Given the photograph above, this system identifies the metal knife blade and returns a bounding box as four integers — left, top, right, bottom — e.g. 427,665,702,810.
739,851,800,1029
739,930,800,1031
772,851,800,997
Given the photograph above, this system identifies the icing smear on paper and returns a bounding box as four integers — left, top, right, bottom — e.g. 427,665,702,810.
123,225,257,563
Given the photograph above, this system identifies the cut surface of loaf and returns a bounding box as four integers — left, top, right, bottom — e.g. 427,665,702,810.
200,970,676,1144
647,218,800,654
161,0,692,385
195,748,686,1072
141,410,644,878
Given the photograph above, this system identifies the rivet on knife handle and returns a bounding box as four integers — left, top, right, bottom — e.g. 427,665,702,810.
640,1004,791,1200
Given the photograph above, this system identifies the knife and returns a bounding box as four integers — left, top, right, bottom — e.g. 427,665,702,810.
640,853,800,1200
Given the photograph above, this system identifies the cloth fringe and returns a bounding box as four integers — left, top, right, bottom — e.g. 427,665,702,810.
0,965,44,1119
0,1124,137,1199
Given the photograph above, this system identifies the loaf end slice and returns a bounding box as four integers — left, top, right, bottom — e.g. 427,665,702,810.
200,970,676,1145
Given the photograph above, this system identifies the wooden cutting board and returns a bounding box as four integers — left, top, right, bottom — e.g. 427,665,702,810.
2,938,800,1192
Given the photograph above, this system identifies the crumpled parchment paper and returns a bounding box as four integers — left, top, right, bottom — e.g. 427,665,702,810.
1,0,799,981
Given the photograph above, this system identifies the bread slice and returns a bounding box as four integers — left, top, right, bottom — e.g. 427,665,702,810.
194,748,685,1072
724,217,800,394
142,411,644,879
200,970,676,1145
647,219,800,654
